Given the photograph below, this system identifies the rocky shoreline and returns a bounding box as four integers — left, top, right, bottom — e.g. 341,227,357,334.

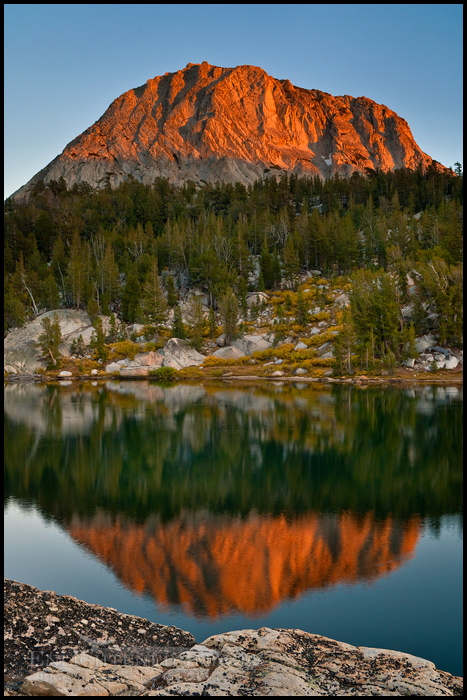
3,370,463,387
4,302,463,385
4,579,463,696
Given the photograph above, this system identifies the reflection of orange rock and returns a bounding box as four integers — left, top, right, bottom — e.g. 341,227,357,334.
69,511,420,619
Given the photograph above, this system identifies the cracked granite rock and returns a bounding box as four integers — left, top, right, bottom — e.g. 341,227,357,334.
15,625,463,696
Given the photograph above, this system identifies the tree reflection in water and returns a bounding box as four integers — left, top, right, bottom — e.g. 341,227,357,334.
4,380,462,618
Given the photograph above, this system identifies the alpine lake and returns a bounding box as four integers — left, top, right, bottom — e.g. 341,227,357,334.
4,378,463,677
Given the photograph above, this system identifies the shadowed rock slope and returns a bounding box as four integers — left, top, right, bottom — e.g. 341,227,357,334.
12,62,448,199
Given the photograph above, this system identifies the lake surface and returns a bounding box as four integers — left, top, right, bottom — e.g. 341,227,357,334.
4,380,463,677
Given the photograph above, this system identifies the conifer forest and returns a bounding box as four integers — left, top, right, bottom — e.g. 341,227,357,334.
4,165,463,370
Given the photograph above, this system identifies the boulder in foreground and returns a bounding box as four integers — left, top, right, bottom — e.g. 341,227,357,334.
19,627,463,696
5,580,463,696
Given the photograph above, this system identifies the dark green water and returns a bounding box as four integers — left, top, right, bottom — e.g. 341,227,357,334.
4,380,463,676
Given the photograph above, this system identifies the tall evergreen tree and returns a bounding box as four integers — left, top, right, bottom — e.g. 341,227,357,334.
140,259,168,331
333,308,356,375
189,297,206,351
172,304,186,339
283,235,300,289
37,313,62,366
67,230,89,310
218,287,239,344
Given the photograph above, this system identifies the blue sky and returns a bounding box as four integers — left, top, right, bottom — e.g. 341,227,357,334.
4,4,463,199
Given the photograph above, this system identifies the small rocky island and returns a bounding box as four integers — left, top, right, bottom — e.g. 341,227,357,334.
4,579,463,696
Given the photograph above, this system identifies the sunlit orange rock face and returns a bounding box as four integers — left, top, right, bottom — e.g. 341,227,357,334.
69,511,420,618
14,62,447,198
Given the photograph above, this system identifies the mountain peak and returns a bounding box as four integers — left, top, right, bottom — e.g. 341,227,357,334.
12,63,447,198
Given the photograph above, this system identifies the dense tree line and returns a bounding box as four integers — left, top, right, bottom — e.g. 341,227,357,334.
4,166,463,361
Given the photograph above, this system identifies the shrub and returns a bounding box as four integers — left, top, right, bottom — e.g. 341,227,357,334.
290,358,334,370
142,340,164,352
149,366,178,382
202,355,250,366
305,328,340,347
309,311,331,322
290,348,317,362
251,343,295,362
291,324,306,334
178,366,203,379
109,340,141,360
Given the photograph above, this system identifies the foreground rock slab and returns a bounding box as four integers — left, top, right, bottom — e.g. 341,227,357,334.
4,579,194,695
18,626,462,696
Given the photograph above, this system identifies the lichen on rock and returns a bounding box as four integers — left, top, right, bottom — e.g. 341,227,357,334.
4,580,463,697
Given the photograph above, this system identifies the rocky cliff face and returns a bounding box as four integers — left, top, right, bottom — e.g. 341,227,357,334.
13,62,446,198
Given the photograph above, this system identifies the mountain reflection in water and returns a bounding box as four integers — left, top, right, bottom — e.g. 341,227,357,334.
4,380,462,619
69,510,420,618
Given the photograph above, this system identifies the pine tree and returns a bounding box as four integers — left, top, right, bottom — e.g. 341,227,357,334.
349,269,399,358
37,313,62,366
165,274,178,308
140,259,168,331
405,322,418,359
238,276,248,320
333,308,356,375
43,273,61,310
107,312,119,343
296,288,309,326
50,234,68,303
70,334,86,358
283,235,300,289
259,241,274,290
87,297,100,323
208,306,217,339
172,304,186,339
189,297,206,351
121,269,141,323
67,230,89,310
218,287,239,344
90,317,108,361
4,291,26,331
102,243,119,308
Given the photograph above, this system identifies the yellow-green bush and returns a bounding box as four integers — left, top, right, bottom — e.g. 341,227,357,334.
109,340,142,360
298,281,316,294
290,357,334,370
202,355,250,366
149,366,178,382
309,311,330,322
142,340,164,352
330,276,349,289
289,348,318,362
178,366,203,378
291,323,306,334
251,343,295,362
305,328,341,347
334,310,344,325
